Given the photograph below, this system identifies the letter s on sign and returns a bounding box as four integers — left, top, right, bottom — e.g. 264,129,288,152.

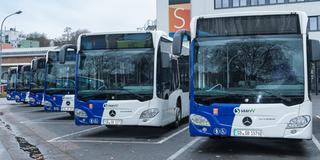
174,8,185,29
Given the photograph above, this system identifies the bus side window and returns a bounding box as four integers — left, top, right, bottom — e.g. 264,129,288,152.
171,59,179,91
157,38,173,99
178,54,189,92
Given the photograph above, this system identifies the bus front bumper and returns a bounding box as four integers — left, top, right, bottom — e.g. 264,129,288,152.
74,100,163,127
29,93,44,106
189,101,312,140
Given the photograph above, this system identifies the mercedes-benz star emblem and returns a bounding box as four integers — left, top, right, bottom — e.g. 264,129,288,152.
66,101,71,106
109,110,116,117
243,117,253,126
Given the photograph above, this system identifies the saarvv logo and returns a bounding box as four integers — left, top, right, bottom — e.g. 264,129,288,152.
233,107,256,115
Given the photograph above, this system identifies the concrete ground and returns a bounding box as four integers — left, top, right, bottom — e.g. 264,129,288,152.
0,95,319,160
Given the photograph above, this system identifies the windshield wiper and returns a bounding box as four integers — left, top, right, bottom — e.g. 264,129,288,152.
241,88,292,104
78,91,107,101
117,88,147,101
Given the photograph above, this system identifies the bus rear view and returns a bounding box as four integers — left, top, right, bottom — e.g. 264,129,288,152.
178,12,315,139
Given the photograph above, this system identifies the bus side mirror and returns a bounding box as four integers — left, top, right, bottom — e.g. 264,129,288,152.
60,44,77,64
173,30,190,56
308,39,320,62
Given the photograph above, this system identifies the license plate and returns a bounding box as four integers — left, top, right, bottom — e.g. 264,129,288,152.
61,107,73,111
234,129,262,137
104,119,122,125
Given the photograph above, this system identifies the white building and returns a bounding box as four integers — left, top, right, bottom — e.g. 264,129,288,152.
157,0,320,39
1,28,26,48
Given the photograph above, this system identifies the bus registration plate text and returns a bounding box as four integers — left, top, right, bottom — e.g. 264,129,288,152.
234,129,262,137
103,119,122,125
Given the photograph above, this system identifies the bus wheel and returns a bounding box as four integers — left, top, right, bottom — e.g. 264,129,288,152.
68,112,74,118
172,100,182,129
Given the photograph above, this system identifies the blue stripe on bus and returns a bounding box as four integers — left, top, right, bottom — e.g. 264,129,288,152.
44,94,64,112
75,100,107,125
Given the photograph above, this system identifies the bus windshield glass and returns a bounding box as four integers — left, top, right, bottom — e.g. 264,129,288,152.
8,69,17,91
46,51,76,95
31,59,46,92
77,33,154,102
194,35,304,106
17,66,31,91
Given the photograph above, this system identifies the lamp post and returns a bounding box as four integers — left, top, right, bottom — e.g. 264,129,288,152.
0,10,22,85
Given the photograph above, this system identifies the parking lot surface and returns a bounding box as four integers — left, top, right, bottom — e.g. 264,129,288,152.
0,96,319,160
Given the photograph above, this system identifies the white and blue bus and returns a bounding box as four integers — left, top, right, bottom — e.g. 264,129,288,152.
173,11,320,139
29,57,46,106
44,45,77,115
65,31,189,127
6,67,18,101
16,65,31,103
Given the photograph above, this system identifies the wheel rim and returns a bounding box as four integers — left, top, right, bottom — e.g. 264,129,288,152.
175,106,181,126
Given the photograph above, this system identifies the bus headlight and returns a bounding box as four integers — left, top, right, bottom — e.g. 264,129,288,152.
190,114,211,127
75,108,88,118
286,115,311,129
140,108,159,119
29,97,35,103
44,101,52,107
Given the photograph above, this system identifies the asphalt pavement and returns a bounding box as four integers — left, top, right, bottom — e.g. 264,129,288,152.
0,95,319,160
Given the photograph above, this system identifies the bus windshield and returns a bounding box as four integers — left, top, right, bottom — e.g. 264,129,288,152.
194,35,304,106
7,69,17,91
31,60,46,93
77,33,155,102
77,48,154,102
17,66,31,91
46,51,76,95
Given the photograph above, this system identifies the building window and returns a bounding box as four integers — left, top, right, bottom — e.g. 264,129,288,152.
240,0,247,6
233,0,240,7
215,0,222,8
258,0,266,4
214,0,317,9
215,0,230,8
269,0,277,4
251,0,258,5
223,0,229,7
319,16,320,30
309,16,320,31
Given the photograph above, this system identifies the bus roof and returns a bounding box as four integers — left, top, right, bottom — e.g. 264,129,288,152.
77,31,171,50
190,11,308,38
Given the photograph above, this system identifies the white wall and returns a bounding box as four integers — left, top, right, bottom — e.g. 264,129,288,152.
157,0,169,34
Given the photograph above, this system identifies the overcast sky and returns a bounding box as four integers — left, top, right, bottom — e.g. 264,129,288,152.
0,0,156,39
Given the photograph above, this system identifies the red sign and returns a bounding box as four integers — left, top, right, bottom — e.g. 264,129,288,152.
169,3,191,34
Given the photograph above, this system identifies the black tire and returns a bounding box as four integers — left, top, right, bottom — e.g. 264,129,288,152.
168,100,182,129
68,111,75,118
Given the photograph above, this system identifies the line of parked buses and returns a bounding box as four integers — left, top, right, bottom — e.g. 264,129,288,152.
4,11,320,140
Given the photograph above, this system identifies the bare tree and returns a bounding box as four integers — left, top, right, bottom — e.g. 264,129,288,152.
26,32,50,47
